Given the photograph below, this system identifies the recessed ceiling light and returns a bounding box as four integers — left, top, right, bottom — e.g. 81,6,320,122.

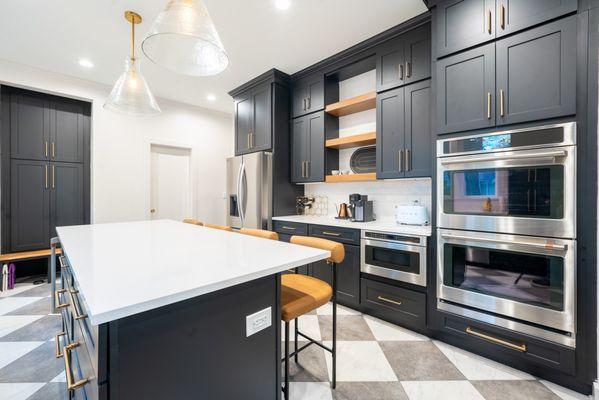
78,59,94,68
206,94,216,101
274,0,291,10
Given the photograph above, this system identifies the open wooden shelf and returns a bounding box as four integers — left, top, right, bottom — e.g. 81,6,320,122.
325,91,376,117
325,172,377,183
325,131,376,149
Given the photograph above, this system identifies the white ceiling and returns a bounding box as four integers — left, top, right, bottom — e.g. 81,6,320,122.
0,0,427,114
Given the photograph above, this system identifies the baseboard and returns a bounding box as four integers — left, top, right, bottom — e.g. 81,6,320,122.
593,380,599,399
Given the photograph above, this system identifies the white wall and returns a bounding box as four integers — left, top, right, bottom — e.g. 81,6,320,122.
0,59,233,225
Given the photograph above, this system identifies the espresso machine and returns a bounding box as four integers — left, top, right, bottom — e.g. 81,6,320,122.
349,193,374,222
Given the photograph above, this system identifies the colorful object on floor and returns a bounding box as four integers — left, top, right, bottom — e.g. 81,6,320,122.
1,264,7,291
8,263,15,290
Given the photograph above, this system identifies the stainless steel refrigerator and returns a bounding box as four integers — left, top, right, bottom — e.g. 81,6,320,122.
226,152,273,230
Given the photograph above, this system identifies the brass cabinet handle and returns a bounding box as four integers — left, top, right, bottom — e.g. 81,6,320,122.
466,327,527,352
405,149,411,171
487,92,492,119
52,142,56,158
45,165,48,189
398,149,404,172
399,64,404,80
282,226,296,230
406,62,412,78
500,4,506,29
322,231,341,237
305,161,310,178
377,295,402,306
55,289,69,309
45,141,49,158
52,165,55,189
487,9,492,34
68,290,88,321
64,342,90,391
300,161,305,178
500,89,505,117
55,332,66,358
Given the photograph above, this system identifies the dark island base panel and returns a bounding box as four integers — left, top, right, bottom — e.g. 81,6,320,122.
104,275,280,400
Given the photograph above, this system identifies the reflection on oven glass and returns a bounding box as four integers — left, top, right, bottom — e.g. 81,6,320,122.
482,134,511,151
444,244,564,311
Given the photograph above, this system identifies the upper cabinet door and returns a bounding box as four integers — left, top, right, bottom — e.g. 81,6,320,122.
250,82,272,152
437,43,496,134
291,74,324,118
50,162,84,237
496,16,576,126
437,0,495,58
404,24,431,85
376,36,406,92
10,93,50,161
234,92,252,156
404,80,432,178
290,117,307,183
306,112,325,182
376,87,405,179
51,100,85,163
10,159,50,251
292,82,308,118
496,0,577,37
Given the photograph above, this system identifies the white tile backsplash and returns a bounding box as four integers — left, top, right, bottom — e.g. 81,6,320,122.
304,178,432,221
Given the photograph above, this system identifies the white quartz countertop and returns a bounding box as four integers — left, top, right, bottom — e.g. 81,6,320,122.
272,215,432,237
57,220,330,325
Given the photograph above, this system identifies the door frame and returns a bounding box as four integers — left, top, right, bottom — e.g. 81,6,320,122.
143,138,197,221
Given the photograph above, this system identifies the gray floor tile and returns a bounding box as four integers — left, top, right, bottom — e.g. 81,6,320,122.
472,380,562,400
379,341,465,381
6,297,53,316
0,314,61,342
332,382,409,400
0,341,64,383
26,382,68,400
282,343,329,383
13,283,52,298
319,315,375,341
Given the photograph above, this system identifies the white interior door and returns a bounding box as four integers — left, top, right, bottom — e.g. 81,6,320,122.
150,144,192,220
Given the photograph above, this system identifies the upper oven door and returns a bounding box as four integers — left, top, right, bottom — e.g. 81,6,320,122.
437,229,576,334
437,145,576,238
361,239,427,286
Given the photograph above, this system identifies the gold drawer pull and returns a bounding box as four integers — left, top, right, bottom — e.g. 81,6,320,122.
69,290,88,321
55,332,66,358
322,231,341,237
282,226,296,230
486,92,492,119
466,326,527,352
55,289,70,309
64,342,90,391
377,295,402,306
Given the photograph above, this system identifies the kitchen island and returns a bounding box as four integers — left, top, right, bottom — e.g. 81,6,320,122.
54,220,329,400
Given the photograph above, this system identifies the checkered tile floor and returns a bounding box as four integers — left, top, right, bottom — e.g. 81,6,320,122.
0,276,589,400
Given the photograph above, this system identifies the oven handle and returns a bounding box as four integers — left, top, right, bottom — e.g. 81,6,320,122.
439,149,567,165
440,233,567,252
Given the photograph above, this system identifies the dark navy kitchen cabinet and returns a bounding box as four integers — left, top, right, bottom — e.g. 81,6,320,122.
234,81,272,155
292,73,324,118
495,16,576,126
51,99,85,163
376,87,405,179
51,162,84,237
10,92,50,161
436,43,496,134
404,80,431,178
496,0,577,38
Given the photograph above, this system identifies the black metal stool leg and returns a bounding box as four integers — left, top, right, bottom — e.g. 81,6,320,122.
284,321,290,400
294,318,299,363
332,262,337,389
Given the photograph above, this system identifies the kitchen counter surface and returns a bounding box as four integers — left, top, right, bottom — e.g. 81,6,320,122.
57,220,330,325
272,215,432,237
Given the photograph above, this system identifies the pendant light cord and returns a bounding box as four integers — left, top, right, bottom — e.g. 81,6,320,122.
130,18,135,60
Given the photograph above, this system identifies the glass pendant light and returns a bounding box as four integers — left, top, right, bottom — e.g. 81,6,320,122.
142,0,229,76
104,11,161,116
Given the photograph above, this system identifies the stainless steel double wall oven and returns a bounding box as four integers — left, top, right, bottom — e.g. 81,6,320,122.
436,123,577,347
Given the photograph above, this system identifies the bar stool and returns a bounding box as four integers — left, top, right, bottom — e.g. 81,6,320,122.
204,223,233,232
239,228,279,240
182,218,203,226
281,236,344,400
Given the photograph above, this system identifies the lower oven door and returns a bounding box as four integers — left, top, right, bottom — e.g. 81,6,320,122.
361,239,427,286
437,229,576,334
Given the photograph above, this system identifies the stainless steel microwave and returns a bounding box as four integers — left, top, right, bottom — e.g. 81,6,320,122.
437,122,576,239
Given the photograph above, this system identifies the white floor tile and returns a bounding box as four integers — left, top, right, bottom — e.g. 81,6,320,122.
282,315,322,342
540,380,590,400
50,372,67,383
433,340,534,380
316,303,360,316
401,380,485,400
0,341,44,369
0,315,45,338
323,341,397,382
0,297,43,315
289,382,333,400
0,283,37,298
363,315,428,341
0,383,45,400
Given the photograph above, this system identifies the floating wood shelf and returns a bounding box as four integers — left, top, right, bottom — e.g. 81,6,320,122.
325,92,376,117
325,172,377,183
325,132,376,149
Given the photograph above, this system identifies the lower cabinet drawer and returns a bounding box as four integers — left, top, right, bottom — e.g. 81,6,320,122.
438,311,576,375
309,224,360,245
273,220,308,236
360,278,426,331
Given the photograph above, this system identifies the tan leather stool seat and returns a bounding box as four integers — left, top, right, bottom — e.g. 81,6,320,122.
281,274,332,322
239,228,279,241
290,236,344,264
182,218,203,226
204,223,233,231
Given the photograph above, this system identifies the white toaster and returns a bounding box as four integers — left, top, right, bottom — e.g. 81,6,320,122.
395,202,430,226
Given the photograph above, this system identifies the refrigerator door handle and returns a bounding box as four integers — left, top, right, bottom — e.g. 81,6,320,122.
236,161,244,223
239,162,247,222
